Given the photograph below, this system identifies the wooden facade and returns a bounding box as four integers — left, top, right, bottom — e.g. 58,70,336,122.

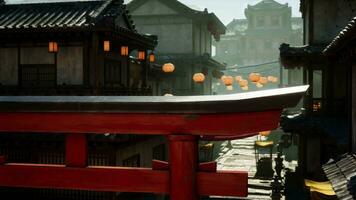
279,0,356,179
0,0,157,96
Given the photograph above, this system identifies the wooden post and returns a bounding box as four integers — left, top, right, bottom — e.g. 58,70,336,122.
65,134,87,167
169,135,198,200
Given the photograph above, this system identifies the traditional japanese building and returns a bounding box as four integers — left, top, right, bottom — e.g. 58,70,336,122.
0,0,167,199
214,0,303,89
0,0,157,96
280,0,356,183
127,0,226,95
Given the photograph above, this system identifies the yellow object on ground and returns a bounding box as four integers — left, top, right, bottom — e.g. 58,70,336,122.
305,179,336,196
255,141,274,147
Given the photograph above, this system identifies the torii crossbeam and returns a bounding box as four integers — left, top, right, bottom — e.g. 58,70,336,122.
0,86,308,200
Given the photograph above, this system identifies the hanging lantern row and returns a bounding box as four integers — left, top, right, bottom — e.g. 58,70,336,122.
220,73,279,91
102,41,155,62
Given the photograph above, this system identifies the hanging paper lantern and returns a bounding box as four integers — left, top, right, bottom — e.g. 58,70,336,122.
267,76,274,82
221,75,234,86
272,77,278,83
226,85,234,91
193,73,205,83
235,75,242,82
259,76,268,85
121,46,129,56
48,42,58,53
162,63,175,73
103,41,110,52
238,79,248,87
249,73,261,82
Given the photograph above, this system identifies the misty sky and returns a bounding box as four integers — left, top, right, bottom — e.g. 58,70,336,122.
7,0,302,25
178,0,301,24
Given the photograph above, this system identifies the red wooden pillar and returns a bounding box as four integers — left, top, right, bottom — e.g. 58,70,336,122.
169,135,198,200
65,134,87,167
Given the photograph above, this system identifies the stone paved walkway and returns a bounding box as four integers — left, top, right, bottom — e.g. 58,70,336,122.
214,136,274,200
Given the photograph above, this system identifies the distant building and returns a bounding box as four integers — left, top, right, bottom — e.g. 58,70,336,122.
214,0,303,89
128,0,226,95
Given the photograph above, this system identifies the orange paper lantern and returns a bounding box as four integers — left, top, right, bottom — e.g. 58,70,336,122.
221,75,234,86
259,77,268,85
193,73,205,83
249,73,261,82
162,63,175,73
238,79,248,87
235,75,242,82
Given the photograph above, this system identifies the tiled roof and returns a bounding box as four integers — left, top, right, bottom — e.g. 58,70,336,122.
0,0,133,30
127,0,226,40
323,17,356,54
248,0,288,10
323,154,356,200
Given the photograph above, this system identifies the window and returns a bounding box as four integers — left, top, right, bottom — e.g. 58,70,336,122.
104,59,121,86
152,144,166,161
20,64,56,87
256,16,265,27
122,154,140,167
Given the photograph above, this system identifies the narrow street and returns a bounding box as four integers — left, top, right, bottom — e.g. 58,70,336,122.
214,136,298,200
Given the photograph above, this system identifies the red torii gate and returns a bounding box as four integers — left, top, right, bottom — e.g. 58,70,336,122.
0,86,308,200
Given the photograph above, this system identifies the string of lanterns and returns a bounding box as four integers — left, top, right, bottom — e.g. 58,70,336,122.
219,72,278,91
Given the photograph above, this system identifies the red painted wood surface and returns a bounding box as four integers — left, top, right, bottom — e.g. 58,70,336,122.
169,135,198,200
0,163,247,196
198,161,217,172
152,160,169,170
198,171,248,196
0,110,281,136
0,163,169,193
65,134,87,167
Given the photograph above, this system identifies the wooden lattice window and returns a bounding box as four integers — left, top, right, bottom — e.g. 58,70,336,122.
20,64,56,87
